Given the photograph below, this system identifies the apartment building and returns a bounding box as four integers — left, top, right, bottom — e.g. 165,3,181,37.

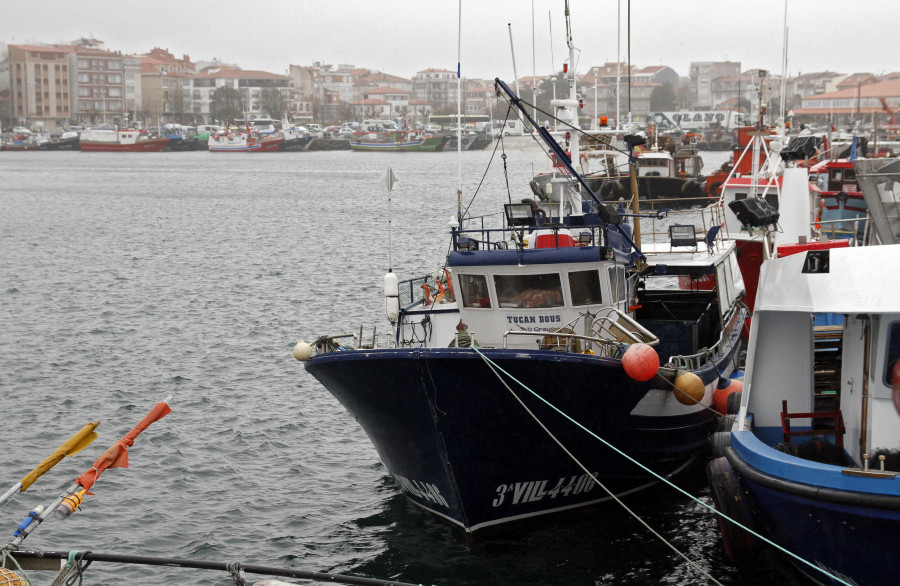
7,43,74,129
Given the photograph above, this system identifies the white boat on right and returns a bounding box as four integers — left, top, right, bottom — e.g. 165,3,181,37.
708,157,900,586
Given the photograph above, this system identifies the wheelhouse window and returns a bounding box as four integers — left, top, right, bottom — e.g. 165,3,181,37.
494,273,563,308
885,322,899,386
568,270,602,306
459,274,492,308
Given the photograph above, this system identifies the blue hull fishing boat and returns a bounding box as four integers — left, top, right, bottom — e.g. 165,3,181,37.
297,7,747,537
708,157,900,585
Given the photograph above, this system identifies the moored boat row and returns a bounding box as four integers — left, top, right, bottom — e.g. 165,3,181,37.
1,128,498,153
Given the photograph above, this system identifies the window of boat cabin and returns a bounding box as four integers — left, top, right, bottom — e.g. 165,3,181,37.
493,274,564,308
607,266,626,303
641,158,668,167
884,322,900,387
458,274,492,308
568,270,602,306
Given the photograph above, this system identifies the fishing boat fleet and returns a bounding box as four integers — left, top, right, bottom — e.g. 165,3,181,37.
289,3,900,585
3,1,900,584
0,118,495,153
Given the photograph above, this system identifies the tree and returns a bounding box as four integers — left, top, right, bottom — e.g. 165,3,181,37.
210,86,242,124
260,88,287,120
650,82,676,111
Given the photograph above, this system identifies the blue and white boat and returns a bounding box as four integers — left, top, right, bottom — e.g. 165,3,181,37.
708,157,900,585
295,10,747,537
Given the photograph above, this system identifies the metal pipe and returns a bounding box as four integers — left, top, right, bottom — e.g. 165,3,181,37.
9,550,423,586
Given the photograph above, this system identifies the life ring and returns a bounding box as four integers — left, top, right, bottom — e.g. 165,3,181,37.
706,457,759,563
689,135,698,145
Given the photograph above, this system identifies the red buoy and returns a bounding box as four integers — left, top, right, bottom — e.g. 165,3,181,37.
622,343,660,381
713,379,744,415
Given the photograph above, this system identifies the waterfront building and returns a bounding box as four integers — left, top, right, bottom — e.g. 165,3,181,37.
184,68,294,125
689,61,741,109
794,79,900,127
7,43,74,130
412,68,462,113
139,47,196,126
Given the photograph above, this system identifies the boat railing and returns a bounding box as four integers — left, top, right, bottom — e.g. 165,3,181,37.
816,215,871,243
501,308,659,357
399,275,430,308
398,271,456,308
454,223,609,252
666,304,743,371
637,201,729,250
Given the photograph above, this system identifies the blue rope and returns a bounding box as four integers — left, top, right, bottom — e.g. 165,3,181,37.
471,347,851,586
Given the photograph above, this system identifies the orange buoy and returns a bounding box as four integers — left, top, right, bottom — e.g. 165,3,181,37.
673,370,705,405
0,568,26,586
713,379,744,414
622,343,660,381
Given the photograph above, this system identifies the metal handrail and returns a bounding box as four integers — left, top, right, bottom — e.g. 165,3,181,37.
591,308,660,346
666,305,743,371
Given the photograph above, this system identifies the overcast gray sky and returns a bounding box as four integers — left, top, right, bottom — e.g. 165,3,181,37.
3,0,898,82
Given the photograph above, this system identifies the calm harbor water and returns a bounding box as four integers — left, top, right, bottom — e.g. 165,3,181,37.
0,149,804,585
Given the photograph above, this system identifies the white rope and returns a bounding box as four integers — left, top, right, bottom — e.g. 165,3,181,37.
471,347,852,586
474,349,725,586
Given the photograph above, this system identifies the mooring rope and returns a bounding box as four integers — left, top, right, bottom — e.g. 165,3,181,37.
471,347,851,586
472,348,725,586
0,543,31,585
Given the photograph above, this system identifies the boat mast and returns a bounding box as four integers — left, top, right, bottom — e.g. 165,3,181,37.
616,0,621,129
532,0,537,127
549,11,556,107
457,0,463,225
551,0,582,215
508,24,520,100
779,0,789,130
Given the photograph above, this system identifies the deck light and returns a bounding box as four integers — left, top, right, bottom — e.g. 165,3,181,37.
505,203,535,227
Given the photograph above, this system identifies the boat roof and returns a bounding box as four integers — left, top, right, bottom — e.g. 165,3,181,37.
636,150,672,160
754,244,900,314
808,159,853,173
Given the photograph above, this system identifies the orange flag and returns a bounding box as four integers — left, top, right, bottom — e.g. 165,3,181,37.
75,400,172,492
